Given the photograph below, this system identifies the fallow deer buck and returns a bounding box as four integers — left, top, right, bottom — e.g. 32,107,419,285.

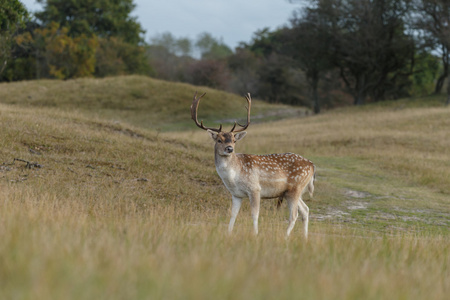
191,92,315,238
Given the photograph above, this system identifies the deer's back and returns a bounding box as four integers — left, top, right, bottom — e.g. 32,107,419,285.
238,153,314,198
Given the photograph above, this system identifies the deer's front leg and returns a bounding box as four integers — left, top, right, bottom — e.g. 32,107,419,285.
228,196,242,234
249,190,261,235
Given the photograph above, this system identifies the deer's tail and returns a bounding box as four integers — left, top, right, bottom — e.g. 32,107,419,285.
308,165,316,198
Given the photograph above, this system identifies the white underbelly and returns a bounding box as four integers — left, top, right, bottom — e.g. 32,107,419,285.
260,177,288,198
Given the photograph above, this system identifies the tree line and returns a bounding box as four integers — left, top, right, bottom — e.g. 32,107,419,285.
1,0,148,81
1,0,449,112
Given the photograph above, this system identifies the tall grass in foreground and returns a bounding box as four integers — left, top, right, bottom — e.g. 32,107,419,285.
1,186,448,300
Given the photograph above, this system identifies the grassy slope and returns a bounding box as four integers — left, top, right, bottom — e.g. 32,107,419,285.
0,75,307,131
0,77,449,299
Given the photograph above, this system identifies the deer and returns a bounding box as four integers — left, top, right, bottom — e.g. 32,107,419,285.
191,92,315,238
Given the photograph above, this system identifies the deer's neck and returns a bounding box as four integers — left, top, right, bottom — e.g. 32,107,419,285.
214,151,246,197
214,150,243,179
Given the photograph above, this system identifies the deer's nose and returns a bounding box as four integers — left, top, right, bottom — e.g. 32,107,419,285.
225,146,234,153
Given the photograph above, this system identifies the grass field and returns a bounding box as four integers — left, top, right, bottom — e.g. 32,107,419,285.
0,76,449,299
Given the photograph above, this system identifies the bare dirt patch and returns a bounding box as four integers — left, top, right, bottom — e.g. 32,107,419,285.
344,189,371,199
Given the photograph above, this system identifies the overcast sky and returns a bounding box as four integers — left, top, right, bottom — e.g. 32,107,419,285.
20,0,300,49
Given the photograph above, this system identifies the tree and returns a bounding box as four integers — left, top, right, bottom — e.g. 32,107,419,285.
33,0,149,78
320,0,416,105
150,32,193,57
241,29,307,105
414,0,450,104
283,7,335,113
147,33,194,81
256,53,305,105
187,59,230,90
0,0,28,76
96,36,150,77
35,0,144,45
409,50,440,96
16,22,98,79
195,32,232,59
147,32,233,85
227,47,260,95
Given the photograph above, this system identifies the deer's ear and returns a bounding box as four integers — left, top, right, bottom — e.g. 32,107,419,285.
207,129,218,141
234,131,247,142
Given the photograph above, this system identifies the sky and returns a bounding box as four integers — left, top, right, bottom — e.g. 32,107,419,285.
19,0,300,49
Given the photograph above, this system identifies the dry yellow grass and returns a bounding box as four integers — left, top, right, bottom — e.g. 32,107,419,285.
2,191,448,300
1,77,449,299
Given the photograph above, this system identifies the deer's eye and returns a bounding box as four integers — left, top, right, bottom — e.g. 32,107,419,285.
218,140,222,143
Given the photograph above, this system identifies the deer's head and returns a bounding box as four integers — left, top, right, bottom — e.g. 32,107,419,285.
191,92,251,156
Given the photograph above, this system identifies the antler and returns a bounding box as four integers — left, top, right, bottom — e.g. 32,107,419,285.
191,92,252,133
230,93,252,132
190,92,223,132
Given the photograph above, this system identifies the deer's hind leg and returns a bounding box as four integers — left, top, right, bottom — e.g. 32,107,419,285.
276,193,285,209
297,197,309,238
285,189,301,237
297,173,313,238
285,187,309,238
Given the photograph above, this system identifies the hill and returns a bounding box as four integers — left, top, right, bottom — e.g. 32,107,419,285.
0,77,449,299
0,75,307,131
